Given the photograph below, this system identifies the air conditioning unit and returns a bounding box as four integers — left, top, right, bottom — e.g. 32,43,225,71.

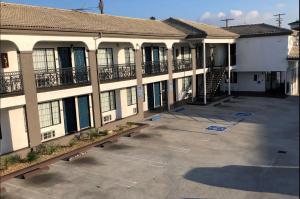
103,115,112,122
133,108,137,114
42,130,55,141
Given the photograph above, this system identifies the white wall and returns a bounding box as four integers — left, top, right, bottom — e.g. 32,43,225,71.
119,88,138,118
223,72,266,92
0,41,20,72
235,36,289,72
0,107,28,154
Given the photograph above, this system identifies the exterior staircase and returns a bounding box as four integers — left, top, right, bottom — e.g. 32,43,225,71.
199,67,226,100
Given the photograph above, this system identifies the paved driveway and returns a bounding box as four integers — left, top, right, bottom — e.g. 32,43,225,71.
1,96,299,199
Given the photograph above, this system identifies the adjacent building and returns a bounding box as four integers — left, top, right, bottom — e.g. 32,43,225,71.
224,23,295,96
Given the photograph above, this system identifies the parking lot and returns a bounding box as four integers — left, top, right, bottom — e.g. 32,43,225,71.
1,96,299,199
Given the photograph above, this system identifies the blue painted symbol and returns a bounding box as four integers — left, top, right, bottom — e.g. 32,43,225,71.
175,107,185,112
207,126,227,132
235,112,252,117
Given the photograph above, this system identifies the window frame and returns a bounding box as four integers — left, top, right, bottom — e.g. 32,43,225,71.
100,91,116,113
33,48,56,71
125,48,135,64
127,87,137,106
38,100,61,129
97,48,114,67
182,77,192,91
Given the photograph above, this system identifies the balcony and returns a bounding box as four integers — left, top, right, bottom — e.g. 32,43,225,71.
173,59,192,72
0,71,23,95
98,64,136,83
35,67,90,90
142,61,168,77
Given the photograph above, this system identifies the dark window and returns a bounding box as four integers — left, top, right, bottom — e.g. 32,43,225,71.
254,74,258,81
0,127,2,140
230,44,236,66
225,72,238,83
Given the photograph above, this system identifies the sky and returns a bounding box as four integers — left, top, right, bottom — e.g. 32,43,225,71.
2,0,299,28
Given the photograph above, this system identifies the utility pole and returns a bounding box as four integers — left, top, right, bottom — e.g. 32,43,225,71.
221,18,234,27
274,13,285,27
99,0,104,14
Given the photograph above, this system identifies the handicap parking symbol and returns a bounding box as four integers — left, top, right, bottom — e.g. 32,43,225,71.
207,125,227,132
235,112,252,117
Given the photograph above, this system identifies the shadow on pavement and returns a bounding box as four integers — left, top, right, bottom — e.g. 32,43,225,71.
184,165,299,196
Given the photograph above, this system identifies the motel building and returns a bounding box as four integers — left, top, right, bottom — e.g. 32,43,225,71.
0,2,297,156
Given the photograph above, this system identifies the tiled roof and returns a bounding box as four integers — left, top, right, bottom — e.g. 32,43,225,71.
0,2,186,38
164,18,239,39
224,23,292,38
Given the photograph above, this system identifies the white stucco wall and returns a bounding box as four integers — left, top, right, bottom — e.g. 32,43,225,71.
0,106,28,154
0,41,20,73
119,88,137,118
235,36,289,72
222,72,266,92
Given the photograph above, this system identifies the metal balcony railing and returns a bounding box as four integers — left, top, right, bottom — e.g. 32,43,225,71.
98,64,136,82
173,59,192,72
142,61,168,77
35,67,90,89
0,71,23,95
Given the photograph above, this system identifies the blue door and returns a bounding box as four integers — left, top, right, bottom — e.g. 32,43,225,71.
147,84,154,110
74,47,87,83
78,95,90,130
154,82,161,108
153,47,160,62
63,97,77,134
74,47,86,70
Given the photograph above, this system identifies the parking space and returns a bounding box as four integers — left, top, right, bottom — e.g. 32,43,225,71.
1,96,299,199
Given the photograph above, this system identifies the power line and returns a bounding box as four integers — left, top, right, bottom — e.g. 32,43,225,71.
274,13,285,27
221,18,234,27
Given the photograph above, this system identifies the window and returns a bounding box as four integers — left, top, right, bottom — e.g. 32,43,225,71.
97,48,113,67
127,87,137,106
159,47,167,62
182,77,192,91
125,48,135,64
101,91,116,112
42,131,55,141
230,44,236,66
38,101,61,128
33,48,56,71
254,74,258,81
181,47,191,60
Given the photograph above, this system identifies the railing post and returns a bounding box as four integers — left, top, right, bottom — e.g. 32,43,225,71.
167,48,174,110
19,51,41,148
228,43,231,95
191,48,197,101
135,48,144,119
203,42,207,105
88,50,102,129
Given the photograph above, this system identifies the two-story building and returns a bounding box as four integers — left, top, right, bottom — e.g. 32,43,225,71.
0,2,237,155
224,24,294,96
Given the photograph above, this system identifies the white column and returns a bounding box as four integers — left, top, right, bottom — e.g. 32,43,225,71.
228,43,231,95
203,41,207,104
